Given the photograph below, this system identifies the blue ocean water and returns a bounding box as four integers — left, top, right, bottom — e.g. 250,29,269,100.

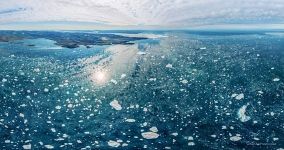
0,31,283,149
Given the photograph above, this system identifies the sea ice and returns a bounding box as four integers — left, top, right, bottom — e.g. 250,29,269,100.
141,132,159,139
44,145,54,149
137,51,146,55
125,119,136,122
232,93,244,100
44,88,49,93
23,144,31,149
273,78,280,82
108,140,120,147
181,79,188,84
110,100,122,110
166,64,173,68
238,103,251,122
230,135,242,141
149,126,158,132
120,74,126,79
110,79,118,85
171,133,178,136
2,78,7,82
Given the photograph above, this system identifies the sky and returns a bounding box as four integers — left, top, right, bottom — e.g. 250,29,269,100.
0,0,284,30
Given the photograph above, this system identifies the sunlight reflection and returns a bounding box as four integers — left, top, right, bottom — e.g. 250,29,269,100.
91,69,109,85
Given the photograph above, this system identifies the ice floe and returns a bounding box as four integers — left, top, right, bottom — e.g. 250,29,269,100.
108,140,120,147
231,93,244,100
120,74,126,79
44,88,49,93
2,78,7,82
110,79,118,85
188,142,195,146
181,79,188,84
238,103,251,122
110,99,122,110
23,144,31,149
166,64,173,68
141,132,159,139
171,133,178,136
230,135,242,141
125,119,136,122
137,51,146,55
273,78,280,82
149,126,158,132
44,145,54,149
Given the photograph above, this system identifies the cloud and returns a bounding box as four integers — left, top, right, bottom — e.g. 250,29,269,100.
0,0,284,28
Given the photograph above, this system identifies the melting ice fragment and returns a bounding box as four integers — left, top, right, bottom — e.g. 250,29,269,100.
110,79,118,85
23,144,31,149
231,93,244,100
110,99,122,110
44,88,49,93
149,126,158,132
166,64,173,68
230,135,242,141
44,145,54,149
108,140,120,147
137,51,146,55
141,132,159,139
238,103,251,122
120,74,126,79
181,79,188,84
273,78,280,82
235,93,244,100
125,119,136,122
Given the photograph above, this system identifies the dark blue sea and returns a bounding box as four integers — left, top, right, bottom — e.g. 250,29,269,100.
0,30,283,149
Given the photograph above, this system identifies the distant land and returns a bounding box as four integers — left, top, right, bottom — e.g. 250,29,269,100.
0,31,147,48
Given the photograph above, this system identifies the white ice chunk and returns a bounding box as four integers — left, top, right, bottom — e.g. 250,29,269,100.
110,79,118,85
108,140,120,147
230,135,242,141
238,103,251,122
181,79,188,84
188,136,194,140
149,126,158,132
34,68,40,72
2,78,7,82
273,78,280,82
235,93,244,100
141,132,159,139
137,51,146,55
19,113,25,118
110,99,122,110
125,119,136,122
166,64,173,68
44,145,54,149
171,133,178,136
44,88,49,93
120,74,126,79
23,144,31,149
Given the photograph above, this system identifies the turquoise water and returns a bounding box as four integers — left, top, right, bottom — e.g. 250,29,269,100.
0,31,283,149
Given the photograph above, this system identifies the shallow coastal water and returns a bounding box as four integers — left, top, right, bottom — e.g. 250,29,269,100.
0,31,283,149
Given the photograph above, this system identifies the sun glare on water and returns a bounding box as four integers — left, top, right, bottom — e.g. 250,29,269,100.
92,69,109,85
